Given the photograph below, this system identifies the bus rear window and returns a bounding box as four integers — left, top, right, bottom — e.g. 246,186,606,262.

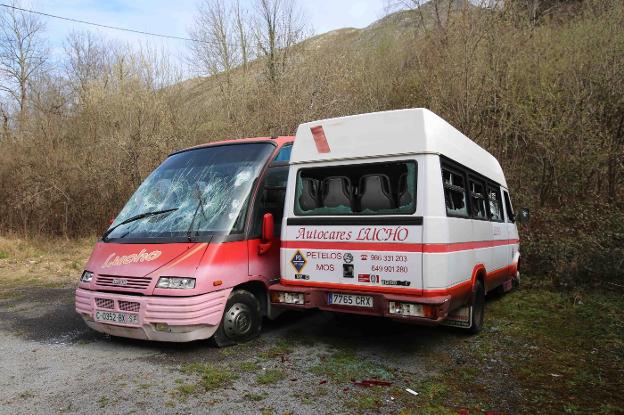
294,161,417,216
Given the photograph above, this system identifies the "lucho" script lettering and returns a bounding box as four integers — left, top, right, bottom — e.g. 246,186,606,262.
103,249,162,268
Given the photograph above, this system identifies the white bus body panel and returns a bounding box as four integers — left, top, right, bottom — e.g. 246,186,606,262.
276,108,520,318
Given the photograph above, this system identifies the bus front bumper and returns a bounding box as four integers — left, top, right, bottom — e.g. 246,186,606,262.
75,288,231,342
269,284,452,326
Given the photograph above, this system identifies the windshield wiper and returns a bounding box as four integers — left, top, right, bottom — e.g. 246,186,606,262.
102,208,178,241
187,184,209,242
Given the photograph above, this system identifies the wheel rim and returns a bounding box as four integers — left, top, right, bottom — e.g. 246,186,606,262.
224,302,253,338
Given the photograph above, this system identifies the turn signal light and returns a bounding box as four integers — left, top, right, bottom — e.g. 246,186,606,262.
154,323,169,332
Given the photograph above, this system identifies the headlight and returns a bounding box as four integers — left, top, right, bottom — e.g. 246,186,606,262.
156,277,196,289
80,271,94,283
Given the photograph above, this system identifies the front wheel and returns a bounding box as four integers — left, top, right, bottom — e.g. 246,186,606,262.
467,279,485,334
213,290,262,347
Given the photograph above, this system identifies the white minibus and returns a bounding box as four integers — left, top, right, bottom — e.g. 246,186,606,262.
270,108,525,332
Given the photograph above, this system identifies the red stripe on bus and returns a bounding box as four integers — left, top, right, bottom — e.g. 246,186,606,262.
422,239,520,253
280,264,515,298
280,277,473,298
282,239,519,253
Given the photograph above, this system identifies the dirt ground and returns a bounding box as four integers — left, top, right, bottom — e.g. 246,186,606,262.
0,237,622,415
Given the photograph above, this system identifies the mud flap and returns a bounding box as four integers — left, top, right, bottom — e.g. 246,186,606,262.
441,305,472,329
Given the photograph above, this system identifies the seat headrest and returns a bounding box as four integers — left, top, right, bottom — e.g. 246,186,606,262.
359,174,395,211
299,177,320,211
322,176,353,209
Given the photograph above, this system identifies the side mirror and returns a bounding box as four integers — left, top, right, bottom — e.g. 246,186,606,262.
258,213,274,255
516,208,530,224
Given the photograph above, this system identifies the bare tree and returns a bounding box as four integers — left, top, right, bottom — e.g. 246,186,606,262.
64,31,111,98
0,1,48,130
188,0,239,77
254,0,306,85
234,0,252,71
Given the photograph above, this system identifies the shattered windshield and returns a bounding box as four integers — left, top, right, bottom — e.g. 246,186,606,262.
104,143,275,242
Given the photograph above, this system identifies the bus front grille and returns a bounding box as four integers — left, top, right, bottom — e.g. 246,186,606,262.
95,275,152,291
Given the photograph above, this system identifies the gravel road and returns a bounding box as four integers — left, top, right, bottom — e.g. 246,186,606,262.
0,286,464,415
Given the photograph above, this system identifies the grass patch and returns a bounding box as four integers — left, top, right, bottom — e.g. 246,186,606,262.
484,289,624,413
311,350,394,383
238,361,260,372
97,396,109,408
0,236,94,294
417,379,449,401
298,386,328,405
244,392,267,401
181,363,237,391
395,287,624,414
256,369,286,385
175,383,200,396
349,393,382,412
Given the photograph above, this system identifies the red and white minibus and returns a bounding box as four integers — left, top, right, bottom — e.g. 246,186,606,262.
76,136,293,345
269,109,525,332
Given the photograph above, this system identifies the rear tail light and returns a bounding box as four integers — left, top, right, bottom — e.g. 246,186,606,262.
271,292,304,305
389,301,435,318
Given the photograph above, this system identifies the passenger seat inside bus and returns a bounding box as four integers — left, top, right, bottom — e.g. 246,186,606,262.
322,176,354,210
358,174,396,211
299,178,320,211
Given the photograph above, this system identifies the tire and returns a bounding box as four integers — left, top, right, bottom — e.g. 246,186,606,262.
468,279,485,334
213,290,262,347
512,272,521,290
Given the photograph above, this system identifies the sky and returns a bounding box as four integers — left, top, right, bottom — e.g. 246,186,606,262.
26,0,387,72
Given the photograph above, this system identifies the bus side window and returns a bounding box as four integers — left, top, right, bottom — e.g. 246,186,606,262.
503,190,515,223
469,178,488,219
443,168,469,217
487,185,503,222
252,166,288,237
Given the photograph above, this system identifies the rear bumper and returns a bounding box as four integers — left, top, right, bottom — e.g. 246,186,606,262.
75,288,231,342
269,284,451,326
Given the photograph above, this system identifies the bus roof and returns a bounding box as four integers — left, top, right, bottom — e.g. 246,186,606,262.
172,136,295,156
292,108,506,187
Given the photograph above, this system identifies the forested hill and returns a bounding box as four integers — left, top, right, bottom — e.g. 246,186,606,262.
0,0,622,287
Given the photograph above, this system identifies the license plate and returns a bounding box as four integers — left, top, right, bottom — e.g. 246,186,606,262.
94,310,139,325
327,293,373,308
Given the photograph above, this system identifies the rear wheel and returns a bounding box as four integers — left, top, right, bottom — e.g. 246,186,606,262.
512,271,521,289
468,279,485,334
213,290,262,347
